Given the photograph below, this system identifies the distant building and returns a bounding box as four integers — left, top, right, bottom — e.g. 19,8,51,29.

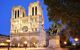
0,34,9,46
10,1,46,47
0,34,9,43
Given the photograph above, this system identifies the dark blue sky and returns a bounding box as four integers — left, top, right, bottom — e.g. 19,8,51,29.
0,0,52,35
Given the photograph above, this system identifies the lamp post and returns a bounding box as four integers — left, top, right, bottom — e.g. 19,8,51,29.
63,41,67,47
6,39,10,50
24,41,27,50
74,38,79,50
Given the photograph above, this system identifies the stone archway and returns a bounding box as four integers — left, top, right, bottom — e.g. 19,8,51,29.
30,37,38,47
11,38,18,47
19,37,28,47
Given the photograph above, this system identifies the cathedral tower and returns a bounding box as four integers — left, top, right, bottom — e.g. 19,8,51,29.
28,1,44,31
28,1,43,16
11,6,26,34
12,6,26,19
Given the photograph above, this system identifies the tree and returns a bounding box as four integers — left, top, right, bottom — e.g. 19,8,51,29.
44,0,80,37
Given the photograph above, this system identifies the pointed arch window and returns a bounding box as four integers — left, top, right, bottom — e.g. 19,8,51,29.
35,6,37,15
18,10,19,17
23,12,24,17
32,7,34,16
15,11,17,18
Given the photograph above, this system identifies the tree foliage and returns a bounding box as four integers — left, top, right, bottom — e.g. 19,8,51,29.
44,0,80,35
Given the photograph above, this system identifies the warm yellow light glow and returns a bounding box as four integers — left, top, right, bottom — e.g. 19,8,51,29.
0,43,7,46
74,38,79,42
6,39,10,42
24,41,27,44
34,43,35,45
64,41,67,44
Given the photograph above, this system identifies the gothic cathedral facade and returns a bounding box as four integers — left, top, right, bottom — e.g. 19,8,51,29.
10,1,46,47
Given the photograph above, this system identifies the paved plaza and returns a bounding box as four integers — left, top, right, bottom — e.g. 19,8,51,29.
0,48,68,50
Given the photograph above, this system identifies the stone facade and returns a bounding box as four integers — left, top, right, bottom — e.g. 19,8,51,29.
48,35,60,48
10,1,46,47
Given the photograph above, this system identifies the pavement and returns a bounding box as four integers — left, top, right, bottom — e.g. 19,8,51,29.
0,47,68,50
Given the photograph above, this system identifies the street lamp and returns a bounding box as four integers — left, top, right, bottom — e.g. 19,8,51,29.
74,38,79,45
6,39,10,50
74,38,79,42
64,41,67,45
74,38,79,50
24,41,27,50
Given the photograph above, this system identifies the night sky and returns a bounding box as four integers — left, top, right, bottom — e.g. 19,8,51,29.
0,0,52,35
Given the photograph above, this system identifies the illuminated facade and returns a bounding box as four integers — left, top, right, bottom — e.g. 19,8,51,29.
10,1,46,47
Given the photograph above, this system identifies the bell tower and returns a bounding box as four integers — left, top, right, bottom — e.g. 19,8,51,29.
28,1,44,32
28,1,46,46
11,6,26,34
28,1,43,16
12,6,26,19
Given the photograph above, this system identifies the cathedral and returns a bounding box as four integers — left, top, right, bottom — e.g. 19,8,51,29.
10,1,47,47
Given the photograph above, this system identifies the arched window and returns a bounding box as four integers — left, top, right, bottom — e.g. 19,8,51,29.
32,7,34,16
12,38,18,46
18,10,19,17
23,12,24,17
15,11,17,18
30,37,38,47
20,37,28,44
35,6,37,15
